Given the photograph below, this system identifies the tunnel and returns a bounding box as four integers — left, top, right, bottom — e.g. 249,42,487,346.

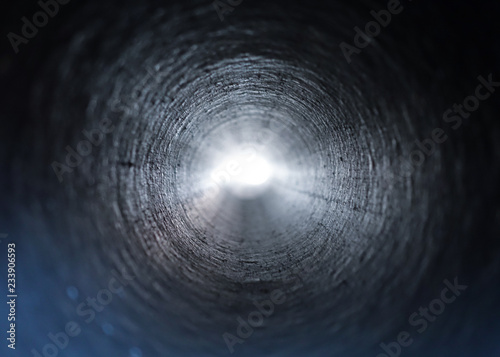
1,0,500,356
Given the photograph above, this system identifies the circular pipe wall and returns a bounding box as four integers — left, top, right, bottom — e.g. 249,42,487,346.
1,0,500,356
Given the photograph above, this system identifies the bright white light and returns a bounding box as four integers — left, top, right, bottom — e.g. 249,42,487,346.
235,155,272,185
210,152,273,188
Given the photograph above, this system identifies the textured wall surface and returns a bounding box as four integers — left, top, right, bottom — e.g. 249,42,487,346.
1,0,500,356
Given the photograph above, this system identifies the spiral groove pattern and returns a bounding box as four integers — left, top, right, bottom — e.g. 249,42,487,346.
2,0,500,356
